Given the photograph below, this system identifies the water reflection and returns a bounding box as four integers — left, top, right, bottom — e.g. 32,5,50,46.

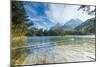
24,35,95,54
19,35,95,65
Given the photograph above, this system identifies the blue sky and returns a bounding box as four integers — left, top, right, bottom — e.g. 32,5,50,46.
24,2,95,25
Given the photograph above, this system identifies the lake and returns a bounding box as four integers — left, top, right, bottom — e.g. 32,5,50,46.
18,35,95,65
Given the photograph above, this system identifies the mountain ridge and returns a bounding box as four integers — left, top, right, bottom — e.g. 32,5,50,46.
75,17,96,34
51,18,83,30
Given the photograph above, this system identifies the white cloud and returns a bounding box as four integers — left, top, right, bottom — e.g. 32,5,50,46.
24,5,37,17
46,4,95,24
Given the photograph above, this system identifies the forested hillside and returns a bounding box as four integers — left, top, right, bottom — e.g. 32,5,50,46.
76,18,96,34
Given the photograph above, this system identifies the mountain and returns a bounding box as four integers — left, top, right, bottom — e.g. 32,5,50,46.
62,19,83,30
51,19,83,30
76,17,96,34
50,23,63,30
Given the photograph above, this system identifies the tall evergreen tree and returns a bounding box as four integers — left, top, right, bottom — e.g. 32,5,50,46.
12,1,27,24
12,1,27,36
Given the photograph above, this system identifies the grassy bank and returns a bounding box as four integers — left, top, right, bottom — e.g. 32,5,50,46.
12,35,27,65
11,23,28,65
12,36,27,48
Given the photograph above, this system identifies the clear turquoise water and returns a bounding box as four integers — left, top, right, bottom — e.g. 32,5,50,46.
18,35,95,65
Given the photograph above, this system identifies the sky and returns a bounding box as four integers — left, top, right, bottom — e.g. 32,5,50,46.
24,2,95,25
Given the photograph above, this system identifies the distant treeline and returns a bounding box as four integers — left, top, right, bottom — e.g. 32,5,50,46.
25,28,95,36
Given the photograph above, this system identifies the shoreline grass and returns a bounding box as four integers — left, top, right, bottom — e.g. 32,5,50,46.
12,35,27,65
